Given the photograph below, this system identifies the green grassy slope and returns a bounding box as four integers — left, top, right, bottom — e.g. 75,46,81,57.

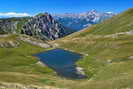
1,8,133,89
0,35,54,85
50,8,133,89
70,8,133,37
0,35,83,89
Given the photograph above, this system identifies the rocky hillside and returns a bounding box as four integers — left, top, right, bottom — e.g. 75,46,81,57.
0,35,19,48
0,13,73,40
0,17,30,34
0,82,59,89
21,13,72,40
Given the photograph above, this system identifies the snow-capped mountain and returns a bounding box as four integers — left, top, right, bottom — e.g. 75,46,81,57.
53,10,115,30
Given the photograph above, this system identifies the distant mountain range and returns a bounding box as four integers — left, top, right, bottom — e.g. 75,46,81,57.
0,10,115,40
53,10,115,30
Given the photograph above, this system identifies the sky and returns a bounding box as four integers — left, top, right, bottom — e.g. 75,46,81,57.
0,0,132,17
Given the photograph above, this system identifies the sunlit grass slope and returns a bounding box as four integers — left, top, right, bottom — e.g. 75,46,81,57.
1,8,133,89
50,8,133,89
70,8,133,37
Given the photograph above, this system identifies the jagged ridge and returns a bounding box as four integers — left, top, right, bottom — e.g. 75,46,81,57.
21,13,70,40
0,13,73,40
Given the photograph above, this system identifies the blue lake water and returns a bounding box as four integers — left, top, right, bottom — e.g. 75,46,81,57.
34,48,85,79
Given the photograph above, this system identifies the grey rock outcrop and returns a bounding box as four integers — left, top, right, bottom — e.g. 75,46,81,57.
0,19,17,34
21,13,71,40
0,13,73,40
19,35,52,48
0,82,60,89
0,17,30,34
0,41,19,48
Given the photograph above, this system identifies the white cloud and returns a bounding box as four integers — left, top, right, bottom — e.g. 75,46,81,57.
0,12,31,17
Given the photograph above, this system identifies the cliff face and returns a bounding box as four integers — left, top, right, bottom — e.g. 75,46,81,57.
21,13,71,40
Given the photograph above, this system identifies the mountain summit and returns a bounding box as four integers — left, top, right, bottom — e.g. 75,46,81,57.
0,13,72,40
54,10,115,30
21,13,69,40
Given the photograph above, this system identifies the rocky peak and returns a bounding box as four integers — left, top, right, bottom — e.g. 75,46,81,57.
21,13,69,40
0,19,17,34
86,9,97,15
54,10,115,30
